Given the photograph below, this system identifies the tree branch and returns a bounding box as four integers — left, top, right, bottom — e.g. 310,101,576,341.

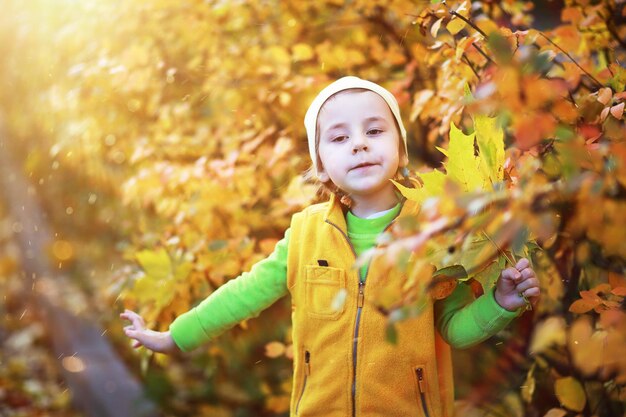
539,32,604,89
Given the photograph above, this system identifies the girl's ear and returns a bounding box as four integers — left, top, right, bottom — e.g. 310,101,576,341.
317,167,330,183
316,158,330,182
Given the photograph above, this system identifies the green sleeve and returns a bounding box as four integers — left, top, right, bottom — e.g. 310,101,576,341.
169,229,290,352
435,283,521,349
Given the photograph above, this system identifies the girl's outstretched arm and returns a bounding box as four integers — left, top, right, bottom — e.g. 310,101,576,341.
120,309,181,354
435,257,540,349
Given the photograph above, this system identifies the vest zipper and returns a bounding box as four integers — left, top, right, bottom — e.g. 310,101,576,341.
326,219,369,417
416,367,430,417
295,350,310,415
325,217,397,417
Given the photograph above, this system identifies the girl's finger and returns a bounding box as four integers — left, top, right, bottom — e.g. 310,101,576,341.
501,267,521,282
120,310,138,322
520,268,535,280
515,258,530,271
124,311,145,330
516,277,539,293
133,341,143,349
520,287,540,298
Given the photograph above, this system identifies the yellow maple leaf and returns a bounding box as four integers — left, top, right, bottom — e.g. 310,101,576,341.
444,122,487,192
474,115,505,185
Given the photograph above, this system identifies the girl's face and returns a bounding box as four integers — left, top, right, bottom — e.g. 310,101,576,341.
317,90,407,200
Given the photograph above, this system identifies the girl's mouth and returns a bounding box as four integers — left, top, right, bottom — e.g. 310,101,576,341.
351,162,376,171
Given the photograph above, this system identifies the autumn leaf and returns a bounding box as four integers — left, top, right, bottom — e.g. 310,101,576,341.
554,376,586,412
444,122,486,192
611,287,626,296
431,17,444,38
391,169,446,204
568,298,598,314
474,115,505,185
597,87,613,105
265,341,286,358
447,18,466,36
610,102,625,119
292,43,314,62
529,316,567,355
543,409,567,417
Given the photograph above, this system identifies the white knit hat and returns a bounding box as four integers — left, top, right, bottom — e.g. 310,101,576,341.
304,76,408,176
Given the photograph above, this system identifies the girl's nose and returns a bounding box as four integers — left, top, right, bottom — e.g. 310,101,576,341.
352,136,368,154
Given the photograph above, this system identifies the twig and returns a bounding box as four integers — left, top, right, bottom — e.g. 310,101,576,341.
441,0,489,38
472,43,496,65
441,1,496,65
538,32,604,88
462,55,481,81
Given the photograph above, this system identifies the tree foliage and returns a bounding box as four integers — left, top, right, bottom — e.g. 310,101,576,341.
1,0,625,416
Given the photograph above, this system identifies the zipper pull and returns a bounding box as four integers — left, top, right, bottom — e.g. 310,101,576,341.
416,367,426,393
304,350,311,376
357,281,365,307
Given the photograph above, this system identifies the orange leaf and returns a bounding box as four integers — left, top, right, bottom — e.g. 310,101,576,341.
591,283,612,294
562,62,582,89
600,106,610,122
544,408,567,417
513,113,556,150
569,299,598,314
580,290,602,302
610,102,625,119
611,287,626,296
561,7,583,24
456,36,474,60
265,341,286,358
552,100,578,123
597,87,612,105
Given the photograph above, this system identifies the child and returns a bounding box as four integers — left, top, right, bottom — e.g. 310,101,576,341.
121,76,540,417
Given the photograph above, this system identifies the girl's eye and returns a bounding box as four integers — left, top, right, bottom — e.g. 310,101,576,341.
331,135,348,143
367,129,383,135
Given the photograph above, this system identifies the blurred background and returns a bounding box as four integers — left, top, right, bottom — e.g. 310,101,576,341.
0,0,625,416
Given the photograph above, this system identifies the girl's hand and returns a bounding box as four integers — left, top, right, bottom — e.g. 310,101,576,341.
494,258,540,312
120,309,180,354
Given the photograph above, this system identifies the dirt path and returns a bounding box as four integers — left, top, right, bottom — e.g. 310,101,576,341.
0,126,160,417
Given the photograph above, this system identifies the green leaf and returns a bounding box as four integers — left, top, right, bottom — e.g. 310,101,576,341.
433,264,468,280
386,323,398,344
511,226,530,257
472,256,506,291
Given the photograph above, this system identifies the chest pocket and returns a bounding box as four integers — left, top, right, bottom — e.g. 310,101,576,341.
305,265,346,320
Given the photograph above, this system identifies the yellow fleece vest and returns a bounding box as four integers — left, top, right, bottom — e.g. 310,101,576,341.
287,194,454,417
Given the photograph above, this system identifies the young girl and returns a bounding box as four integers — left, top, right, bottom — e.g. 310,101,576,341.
121,76,540,417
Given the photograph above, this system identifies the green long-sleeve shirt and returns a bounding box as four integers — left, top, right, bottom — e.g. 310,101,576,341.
170,204,520,352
